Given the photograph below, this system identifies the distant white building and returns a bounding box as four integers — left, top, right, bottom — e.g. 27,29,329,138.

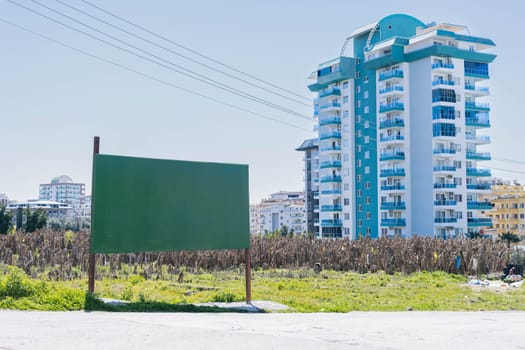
0,193,8,207
250,191,307,235
39,175,89,217
7,200,72,217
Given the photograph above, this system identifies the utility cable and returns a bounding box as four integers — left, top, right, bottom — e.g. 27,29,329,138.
0,17,312,132
54,0,312,108
8,0,311,121
80,0,312,102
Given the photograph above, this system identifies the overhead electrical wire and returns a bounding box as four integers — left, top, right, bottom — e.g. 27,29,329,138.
53,0,312,108
0,17,311,132
7,0,312,121
79,0,312,102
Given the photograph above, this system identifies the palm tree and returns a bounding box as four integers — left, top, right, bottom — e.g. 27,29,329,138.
500,232,521,248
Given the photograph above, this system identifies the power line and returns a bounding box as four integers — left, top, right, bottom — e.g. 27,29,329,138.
54,0,312,108
0,17,312,132
8,0,311,121
80,0,312,102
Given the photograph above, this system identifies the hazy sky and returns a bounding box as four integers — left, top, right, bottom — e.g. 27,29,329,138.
0,0,523,203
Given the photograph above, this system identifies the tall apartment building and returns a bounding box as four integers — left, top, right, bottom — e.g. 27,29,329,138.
296,139,319,236
250,191,306,235
0,194,8,207
39,175,86,209
484,182,525,236
297,14,496,239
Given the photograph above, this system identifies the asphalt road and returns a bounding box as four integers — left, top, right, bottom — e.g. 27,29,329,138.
0,310,523,349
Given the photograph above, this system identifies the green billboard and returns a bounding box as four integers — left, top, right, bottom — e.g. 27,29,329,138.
91,154,249,254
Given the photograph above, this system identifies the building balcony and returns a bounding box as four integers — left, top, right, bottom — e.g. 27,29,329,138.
313,205,319,211
314,219,319,225
434,218,458,223
465,85,489,96
320,160,342,169
434,200,457,206
465,102,490,111
320,131,342,140
433,166,457,172
466,151,491,161
432,79,455,86
466,116,490,128
379,118,404,129
320,175,342,183
467,201,493,210
467,168,491,177
320,145,341,152
466,134,491,144
467,218,493,227
319,116,341,126
433,149,456,156
379,102,405,113
465,69,489,80
380,168,405,177
432,62,454,70
321,205,342,212
381,185,406,191
380,135,405,143
321,189,342,195
313,191,319,199
380,218,406,227
433,183,457,189
319,102,341,111
380,201,406,210
379,85,404,95
378,69,404,81
321,219,343,227
380,151,405,161
319,86,341,98
467,183,491,191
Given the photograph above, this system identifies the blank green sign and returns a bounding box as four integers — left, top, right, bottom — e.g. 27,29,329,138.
91,154,249,253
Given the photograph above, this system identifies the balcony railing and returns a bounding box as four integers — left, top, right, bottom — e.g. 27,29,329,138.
378,69,404,81
466,135,491,143
321,205,342,212
319,86,341,98
434,200,457,206
380,151,405,161
467,168,491,177
320,160,342,169
380,201,406,210
465,102,490,111
465,85,489,94
433,183,457,189
379,85,404,94
379,102,404,113
319,102,341,110
321,189,342,195
466,116,490,128
379,118,404,129
380,168,405,177
380,135,405,142
380,218,406,226
320,145,341,152
432,62,454,70
434,218,458,223
466,151,491,161
313,191,319,198
467,201,493,210
467,183,491,190
320,175,342,183
433,166,457,172
320,131,342,140
319,116,341,126
432,79,455,86
467,218,493,226
433,149,456,155
321,219,343,227
381,185,406,191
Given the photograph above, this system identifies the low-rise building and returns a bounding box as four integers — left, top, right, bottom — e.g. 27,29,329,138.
7,200,72,217
250,191,306,235
484,181,525,236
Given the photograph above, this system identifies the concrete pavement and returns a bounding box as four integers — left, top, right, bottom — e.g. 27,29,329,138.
0,310,523,349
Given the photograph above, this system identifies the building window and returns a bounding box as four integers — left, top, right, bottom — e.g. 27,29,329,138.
356,72,361,79
344,198,350,205
364,76,369,83
358,204,362,211
365,181,370,189
364,120,369,128
356,145,361,152
364,91,369,99
365,166,370,174
357,160,362,167
344,153,349,161
356,86,361,94
364,136,370,143
365,151,370,159
357,100,361,108
356,175,362,182
343,110,349,118
358,220,363,227
344,212,350,220
364,106,369,114
344,183,350,191
357,190,362,197
366,212,371,219
365,197,371,204
343,96,349,103
343,81,349,89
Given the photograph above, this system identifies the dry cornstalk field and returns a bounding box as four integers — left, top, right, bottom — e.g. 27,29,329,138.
0,230,511,280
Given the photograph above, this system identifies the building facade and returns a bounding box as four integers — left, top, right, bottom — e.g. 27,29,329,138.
39,175,86,209
298,14,495,239
484,182,525,236
250,191,307,235
0,194,8,207
296,139,320,236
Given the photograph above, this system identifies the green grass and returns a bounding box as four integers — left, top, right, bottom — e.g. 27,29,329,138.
0,266,524,312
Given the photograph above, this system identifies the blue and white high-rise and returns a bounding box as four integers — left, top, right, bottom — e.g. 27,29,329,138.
299,14,496,239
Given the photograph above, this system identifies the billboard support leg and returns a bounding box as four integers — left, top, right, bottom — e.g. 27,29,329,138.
88,136,100,294
245,247,251,304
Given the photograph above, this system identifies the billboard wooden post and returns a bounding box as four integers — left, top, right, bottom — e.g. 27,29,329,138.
88,136,99,294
